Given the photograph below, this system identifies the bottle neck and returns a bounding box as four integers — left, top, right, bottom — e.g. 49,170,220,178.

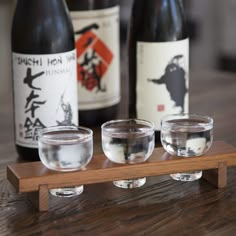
130,0,188,42
66,0,118,11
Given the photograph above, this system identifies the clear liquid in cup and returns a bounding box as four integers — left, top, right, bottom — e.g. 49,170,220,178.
102,126,155,164
38,126,93,198
161,115,213,182
39,130,93,172
101,119,155,188
161,119,213,157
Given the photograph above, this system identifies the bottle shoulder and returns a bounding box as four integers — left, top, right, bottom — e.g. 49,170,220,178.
129,0,188,42
12,1,75,54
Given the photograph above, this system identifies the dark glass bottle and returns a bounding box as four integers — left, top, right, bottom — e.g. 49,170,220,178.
11,0,78,161
128,0,189,143
66,0,120,127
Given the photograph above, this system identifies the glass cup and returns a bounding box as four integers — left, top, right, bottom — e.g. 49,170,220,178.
101,119,155,189
38,125,93,197
160,113,213,181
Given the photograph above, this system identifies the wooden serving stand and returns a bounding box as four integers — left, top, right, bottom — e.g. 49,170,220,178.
7,141,236,212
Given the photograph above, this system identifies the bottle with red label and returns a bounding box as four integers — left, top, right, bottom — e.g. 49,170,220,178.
11,0,78,161
66,0,120,126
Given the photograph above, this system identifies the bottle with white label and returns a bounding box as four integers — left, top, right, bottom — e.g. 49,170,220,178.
66,0,120,126
128,0,189,143
11,0,78,161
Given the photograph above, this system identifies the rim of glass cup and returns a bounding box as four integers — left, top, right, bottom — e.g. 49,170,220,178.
38,125,93,145
161,113,213,130
101,119,155,136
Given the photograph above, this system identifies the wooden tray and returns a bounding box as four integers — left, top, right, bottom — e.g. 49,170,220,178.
7,141,236,211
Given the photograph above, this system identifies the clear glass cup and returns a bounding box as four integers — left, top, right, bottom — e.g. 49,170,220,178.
161,113,213,181
101,119,155,188
38,126,93,197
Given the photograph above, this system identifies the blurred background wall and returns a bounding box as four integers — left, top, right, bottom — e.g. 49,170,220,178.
0,0,236,105
0,0,15,104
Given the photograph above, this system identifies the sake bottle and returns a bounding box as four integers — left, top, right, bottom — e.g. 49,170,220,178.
11,0,78,161
66,0,120,126
128,0,189,142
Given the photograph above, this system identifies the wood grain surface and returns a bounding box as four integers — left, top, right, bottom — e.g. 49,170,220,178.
1,70,236,235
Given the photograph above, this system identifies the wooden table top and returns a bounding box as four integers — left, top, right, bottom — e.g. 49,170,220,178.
1,70,236,235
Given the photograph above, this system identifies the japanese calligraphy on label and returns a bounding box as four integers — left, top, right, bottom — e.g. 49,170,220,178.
12,50,78,148
71,6,120,110
137,39,189,130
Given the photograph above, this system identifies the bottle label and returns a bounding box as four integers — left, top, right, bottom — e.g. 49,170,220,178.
137,39,189,130
12,50,78,148
70,6,120,110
